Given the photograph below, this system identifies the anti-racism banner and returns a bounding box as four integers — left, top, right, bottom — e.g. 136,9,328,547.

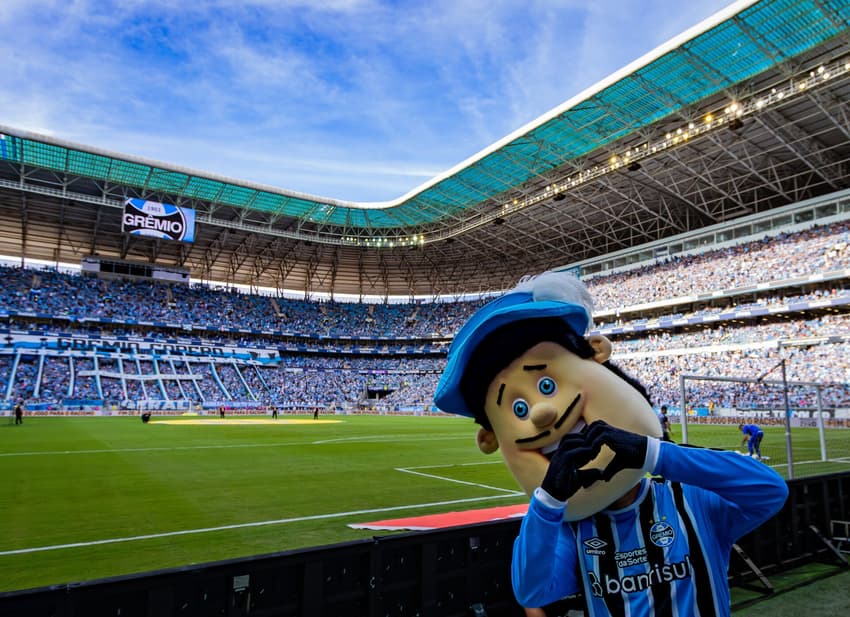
122,198,196,242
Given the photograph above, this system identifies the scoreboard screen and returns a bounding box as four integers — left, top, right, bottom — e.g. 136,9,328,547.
122,198,196,243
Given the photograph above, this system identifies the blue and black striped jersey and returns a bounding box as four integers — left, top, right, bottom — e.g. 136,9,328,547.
512,440,788,616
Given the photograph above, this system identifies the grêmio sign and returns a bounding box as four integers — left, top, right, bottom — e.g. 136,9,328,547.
122,198,196,243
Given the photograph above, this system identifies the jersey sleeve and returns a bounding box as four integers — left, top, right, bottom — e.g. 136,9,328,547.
511,488,581,608
652,440,788,543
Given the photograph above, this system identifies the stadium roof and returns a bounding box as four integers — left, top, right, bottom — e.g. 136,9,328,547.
1,0,849,298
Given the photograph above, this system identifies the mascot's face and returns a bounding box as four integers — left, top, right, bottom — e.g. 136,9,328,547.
477,339,661,520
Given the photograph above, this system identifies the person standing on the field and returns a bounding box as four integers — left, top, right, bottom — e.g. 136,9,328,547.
739,422,764,460
14,400,23,425
658,405,674,442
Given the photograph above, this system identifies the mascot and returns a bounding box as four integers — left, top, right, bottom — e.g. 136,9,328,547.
434,270,787,616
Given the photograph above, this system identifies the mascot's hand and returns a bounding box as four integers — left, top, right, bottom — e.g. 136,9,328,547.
583,420,648,482
540,433,604,502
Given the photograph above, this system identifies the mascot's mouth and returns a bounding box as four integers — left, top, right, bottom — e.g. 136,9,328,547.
514,393,583,453
541,417,587,460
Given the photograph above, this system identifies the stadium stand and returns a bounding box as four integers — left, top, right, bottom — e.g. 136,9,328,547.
2,213,850,419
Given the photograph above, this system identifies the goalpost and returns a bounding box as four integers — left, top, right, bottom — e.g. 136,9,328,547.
678,370,836,480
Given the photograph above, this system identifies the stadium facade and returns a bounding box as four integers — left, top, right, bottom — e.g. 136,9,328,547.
0,0,849,421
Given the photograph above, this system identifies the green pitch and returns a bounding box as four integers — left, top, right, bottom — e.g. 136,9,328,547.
1,416,848,594
0,414,521,593
670,421,850,478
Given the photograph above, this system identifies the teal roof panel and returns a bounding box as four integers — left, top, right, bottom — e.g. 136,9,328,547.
108,159,150,186
147,169,190,193
184,176,225,201
68,150,111,177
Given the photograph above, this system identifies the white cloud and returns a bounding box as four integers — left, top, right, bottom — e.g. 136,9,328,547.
0,0,739,201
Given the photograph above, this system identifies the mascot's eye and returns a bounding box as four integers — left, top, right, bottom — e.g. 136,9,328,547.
512,399,529,419
537,377,557,396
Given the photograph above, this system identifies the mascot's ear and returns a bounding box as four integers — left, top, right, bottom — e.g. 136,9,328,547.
476,427,500,454
588,334,613,364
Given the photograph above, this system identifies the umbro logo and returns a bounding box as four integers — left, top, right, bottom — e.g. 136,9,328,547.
584,537,608,555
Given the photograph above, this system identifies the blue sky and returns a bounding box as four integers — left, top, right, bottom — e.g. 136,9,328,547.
1,0,735,202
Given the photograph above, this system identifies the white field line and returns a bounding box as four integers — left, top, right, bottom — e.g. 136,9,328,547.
0,442,304,457
395,464,524,496
404,460,505,469
770,456,850,469
0,434,468,457
311,433,461,444
0,455,521,557
0,493,521,557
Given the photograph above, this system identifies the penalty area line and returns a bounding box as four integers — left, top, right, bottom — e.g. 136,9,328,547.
403,460,505,470
395,466,525,496
0,494,520,557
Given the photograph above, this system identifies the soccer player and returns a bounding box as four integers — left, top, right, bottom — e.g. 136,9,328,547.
739,422,765,460
13,400,23,425
434,270,788,616
658,405,673,442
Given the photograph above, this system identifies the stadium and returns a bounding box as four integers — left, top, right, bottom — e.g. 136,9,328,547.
1,0,850,615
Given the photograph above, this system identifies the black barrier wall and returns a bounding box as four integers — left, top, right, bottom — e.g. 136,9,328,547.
729,470,850,583
0,521,523,617
2,472,849,617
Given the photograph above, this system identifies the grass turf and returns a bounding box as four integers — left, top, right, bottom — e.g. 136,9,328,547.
732,563,850,615
1,415,848,593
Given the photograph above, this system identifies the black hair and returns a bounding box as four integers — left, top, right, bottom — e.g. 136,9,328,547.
459,316,651,430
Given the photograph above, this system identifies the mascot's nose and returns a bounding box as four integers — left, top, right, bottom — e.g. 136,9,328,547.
530,402,558,429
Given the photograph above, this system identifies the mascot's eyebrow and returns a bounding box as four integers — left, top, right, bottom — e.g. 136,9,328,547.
498,365,547,405
523,364,547,371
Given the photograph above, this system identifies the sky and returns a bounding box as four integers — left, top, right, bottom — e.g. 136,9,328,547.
0,0,737,203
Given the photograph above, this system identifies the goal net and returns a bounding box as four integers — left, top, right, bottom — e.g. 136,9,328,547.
676,370,850,479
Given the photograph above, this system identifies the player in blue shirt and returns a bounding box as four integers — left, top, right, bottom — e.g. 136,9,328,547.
435,271,788,616
739,423,765,460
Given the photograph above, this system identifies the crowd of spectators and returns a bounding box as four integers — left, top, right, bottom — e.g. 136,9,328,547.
615,313,850,352
99,358,125,401
619,342,850,410
1,220,847,343
0,265,484,338
1,218,849,413
3,217,842,338
217,363,251,400
5,319,848,411
587,220,850,311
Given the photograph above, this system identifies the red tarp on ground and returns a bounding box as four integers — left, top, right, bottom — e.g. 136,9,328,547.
348,503,528,531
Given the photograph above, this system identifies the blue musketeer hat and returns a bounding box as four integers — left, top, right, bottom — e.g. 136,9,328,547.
433,270,594,418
